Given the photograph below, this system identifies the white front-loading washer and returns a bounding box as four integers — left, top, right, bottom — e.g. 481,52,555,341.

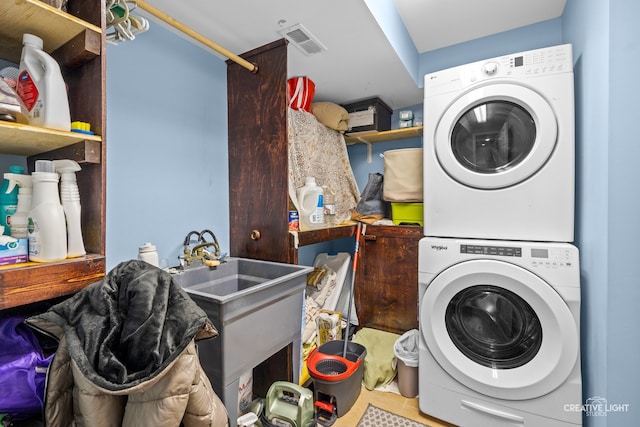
418,237,582,426
423,44,575,242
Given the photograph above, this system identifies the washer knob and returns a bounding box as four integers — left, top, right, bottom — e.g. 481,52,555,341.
483,62,499,76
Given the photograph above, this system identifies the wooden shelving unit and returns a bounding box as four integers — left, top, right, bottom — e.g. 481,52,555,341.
344,125,423,145
0,0,106,311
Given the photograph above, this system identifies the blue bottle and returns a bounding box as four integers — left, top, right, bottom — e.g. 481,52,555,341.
0,165,24,235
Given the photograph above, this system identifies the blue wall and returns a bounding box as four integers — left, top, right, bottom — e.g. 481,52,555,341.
563,0,640,424
106,23,229,270
607,1,640,423
563,1,610,425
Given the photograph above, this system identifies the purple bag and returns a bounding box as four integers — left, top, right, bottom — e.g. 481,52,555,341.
0,316,53,419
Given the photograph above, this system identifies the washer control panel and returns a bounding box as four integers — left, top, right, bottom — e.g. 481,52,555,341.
461,244,521,257
529,247,576,269
459,244,576,269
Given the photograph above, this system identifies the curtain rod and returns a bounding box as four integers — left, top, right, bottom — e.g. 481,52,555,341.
135,0,258,73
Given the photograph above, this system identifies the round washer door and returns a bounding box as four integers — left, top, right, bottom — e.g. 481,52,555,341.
434,83,558,189
420,259,578,400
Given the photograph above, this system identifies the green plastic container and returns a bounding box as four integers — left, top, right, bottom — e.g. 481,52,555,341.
391,202,423,226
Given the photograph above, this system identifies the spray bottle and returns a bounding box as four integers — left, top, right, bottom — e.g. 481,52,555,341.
3,172,32,239
0,165,24,235
52,160,85,258
28,160,66,262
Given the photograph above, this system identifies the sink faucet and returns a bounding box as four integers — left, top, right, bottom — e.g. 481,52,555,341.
179,229,222,268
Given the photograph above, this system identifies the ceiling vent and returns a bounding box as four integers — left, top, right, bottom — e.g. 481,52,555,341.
278,23,327,56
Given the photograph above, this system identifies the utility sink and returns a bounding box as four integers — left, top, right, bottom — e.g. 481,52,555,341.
175,257,310,308
172,257,312,427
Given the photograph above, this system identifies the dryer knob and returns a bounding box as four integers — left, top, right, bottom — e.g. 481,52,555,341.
483,62,499,76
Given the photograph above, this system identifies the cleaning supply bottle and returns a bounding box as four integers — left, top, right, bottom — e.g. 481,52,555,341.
0,165,24,235
28,160,66,262
138,243,159,267
3,172,32,239
53,159,85,257
296,177,324,230
16,33,71,131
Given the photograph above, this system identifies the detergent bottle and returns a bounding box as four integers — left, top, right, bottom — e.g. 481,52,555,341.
16,33,71,131
0,165,25,235
296,177,324,230
28,160,66,262
3,172,32,239
53,159,85,258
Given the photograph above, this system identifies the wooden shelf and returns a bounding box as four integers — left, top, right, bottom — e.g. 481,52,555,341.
0,0,102,63
0,121,101,157
0,254,105,310
290,224,357,247
344,126,423,145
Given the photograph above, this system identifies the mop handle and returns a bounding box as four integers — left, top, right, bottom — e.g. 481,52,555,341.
352,222,362,272
343,222,362,359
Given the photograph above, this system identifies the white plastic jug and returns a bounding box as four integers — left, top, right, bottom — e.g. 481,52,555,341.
16,33,71,131
28,161,67,262
138,242,159,267
296,177,324,230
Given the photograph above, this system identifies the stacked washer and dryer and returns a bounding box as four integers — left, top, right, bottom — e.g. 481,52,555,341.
418,45,582,426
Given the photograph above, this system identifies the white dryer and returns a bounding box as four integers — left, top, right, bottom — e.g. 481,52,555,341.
418,237,582,426
423,44,575,242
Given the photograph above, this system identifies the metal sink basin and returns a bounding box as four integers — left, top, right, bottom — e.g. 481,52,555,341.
172,257,312,427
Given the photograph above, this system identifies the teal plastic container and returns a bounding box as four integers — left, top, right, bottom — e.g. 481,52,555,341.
0,165,24,235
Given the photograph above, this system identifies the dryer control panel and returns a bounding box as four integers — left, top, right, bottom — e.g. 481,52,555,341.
491,43,573,77
424,43,574,94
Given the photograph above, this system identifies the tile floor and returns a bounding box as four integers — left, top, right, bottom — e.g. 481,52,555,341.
331,386,456,427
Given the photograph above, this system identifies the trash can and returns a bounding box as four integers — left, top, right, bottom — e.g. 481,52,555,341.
394,329,419,398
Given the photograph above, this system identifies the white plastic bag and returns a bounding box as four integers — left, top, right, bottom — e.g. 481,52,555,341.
394,329,420,368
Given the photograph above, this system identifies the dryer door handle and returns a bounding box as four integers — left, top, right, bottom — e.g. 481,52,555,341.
461,400,524,424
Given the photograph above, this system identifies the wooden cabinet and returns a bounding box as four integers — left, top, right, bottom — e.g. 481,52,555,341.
0,0,106,310
227,40,289,263
227,39,358,264
354,224,422,335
